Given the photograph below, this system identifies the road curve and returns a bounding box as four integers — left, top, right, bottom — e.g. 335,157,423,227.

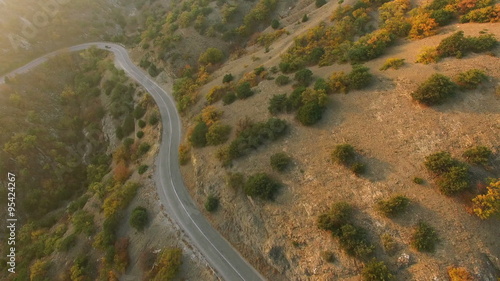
0,43,265,281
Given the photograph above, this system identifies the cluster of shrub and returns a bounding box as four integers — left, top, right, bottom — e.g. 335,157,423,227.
422,0,500,24
216,118,288,165
236,0,279,37
205,73,259,106
424,151,471,195
189,107,232,148
411,68,489,105
226,172,282,201
417,31,497,64
279,1,377,71
331,144,367,176
424,146,496,217
270,66,372,125
317,202,375,259
280,0,499,72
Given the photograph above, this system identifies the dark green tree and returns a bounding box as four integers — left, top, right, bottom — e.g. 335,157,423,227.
244,173,281,200
130,206,148,231
270,152,292,172
411,74,457,105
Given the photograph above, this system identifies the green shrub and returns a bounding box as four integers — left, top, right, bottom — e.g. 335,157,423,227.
130,206,148,231
57,233,77,252
190,122,209,147
254,66,266,75
436,165,470,195
275,75,290,86
218,118,288,163
223,73,234,83
436,31,470,58
270,152,292,172
377,195,410,217
206,123,232,146
308,47,325,65
347,65,372,89
271,19,280,29
316,0,327,8
317,202,352,233
467,33,497,53
268,94,288,115
134,105,146,119
222,92,237,105
138,165,149,175
462,145,492,165
72,210,94,236
455,69,487,89
436,31,498,58
302,14,309,22
149,113,159,125
431,9,455,26
348,29,395,63
138,119,146,128
199,47,225,65
244,173,281,200
205,195,219,212
332,144,356,166
321,251,335,263
137,131,144,139
424,151,470,195
286,87,307,111
362,259,394,281
296,101,324,126
411,73,457,105
236,82,254,99
411,221,439,252
314,78,332,94
148,64,160,77
279,61,302,73
338,224,374,259
424,151,457,175
413,177,424,184
380,58,405,71
139,143,151,155
294,68,313,87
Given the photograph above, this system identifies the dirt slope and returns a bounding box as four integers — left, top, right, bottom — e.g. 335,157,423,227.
179,1,500,280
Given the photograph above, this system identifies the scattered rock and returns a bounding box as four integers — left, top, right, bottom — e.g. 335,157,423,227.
397,253,411,268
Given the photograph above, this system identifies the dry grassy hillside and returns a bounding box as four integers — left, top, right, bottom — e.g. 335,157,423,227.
177,0,500,280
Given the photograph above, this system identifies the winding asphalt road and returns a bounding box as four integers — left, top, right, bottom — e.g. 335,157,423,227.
0,43,265,281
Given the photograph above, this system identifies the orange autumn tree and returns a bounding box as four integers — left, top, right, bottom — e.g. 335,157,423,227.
113,161,130,183
409,12,439,39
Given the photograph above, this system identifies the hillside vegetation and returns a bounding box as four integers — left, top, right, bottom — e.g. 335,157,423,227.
1,0,498,280
149,0,500,280
0,49,212,281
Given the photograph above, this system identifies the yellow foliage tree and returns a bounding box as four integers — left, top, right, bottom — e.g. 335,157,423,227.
30,259,49,281
201,106,223,127
447,267,473,281
473,179,500,219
